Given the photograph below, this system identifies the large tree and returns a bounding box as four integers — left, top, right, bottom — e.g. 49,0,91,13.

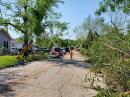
0,0,63,44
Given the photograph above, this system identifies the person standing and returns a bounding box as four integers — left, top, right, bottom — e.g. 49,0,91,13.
70,48,73,59
16,51,23,65
22,44,28,62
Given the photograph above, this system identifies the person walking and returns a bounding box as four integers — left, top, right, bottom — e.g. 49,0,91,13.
70,48,73,59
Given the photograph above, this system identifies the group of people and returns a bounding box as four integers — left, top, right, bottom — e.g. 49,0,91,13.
17,43,32,65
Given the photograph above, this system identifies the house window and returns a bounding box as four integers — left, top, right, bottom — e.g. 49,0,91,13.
7,41,8,48
4,41,5,47
4,41,8,48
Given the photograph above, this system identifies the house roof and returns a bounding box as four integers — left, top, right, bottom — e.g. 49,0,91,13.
0,28,12,40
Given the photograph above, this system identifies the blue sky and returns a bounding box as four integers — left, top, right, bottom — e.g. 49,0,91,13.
9,0,103,39
57,0,102,39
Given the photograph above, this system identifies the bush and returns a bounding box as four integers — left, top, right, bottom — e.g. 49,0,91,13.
95,89,112,97
88,32,130,93
80,48,89,56
27,55,33,62
32,52,48,61
95,88,130,97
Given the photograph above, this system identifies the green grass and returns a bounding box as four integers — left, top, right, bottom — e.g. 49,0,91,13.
0,56,17,69
0,53,48,69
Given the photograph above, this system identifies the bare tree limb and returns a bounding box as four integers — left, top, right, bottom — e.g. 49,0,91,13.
102,42,130,57
2,22,25,33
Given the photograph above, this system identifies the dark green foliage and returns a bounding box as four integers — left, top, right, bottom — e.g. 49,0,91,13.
80,48,89,56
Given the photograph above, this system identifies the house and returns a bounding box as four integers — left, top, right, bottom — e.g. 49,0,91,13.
0,29,12,50
11,39,16,47
13,38,24,49
15,42,24,49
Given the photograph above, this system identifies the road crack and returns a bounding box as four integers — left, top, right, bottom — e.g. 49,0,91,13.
57,68,74,97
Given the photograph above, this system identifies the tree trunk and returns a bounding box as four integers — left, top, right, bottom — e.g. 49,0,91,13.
23,3,29,45
24,32,29,45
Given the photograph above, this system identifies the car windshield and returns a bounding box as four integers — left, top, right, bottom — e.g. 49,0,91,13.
61,48,65,50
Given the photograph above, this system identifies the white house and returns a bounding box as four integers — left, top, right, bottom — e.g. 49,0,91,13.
0,29,12,50
11,39,24,49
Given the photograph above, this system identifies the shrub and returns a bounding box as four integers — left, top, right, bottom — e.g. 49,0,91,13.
27,55,33,62
80,48,89,56
32,52,48,61
88,32,130,93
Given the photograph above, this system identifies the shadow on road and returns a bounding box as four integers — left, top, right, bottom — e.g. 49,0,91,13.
0,83,14,97
46,58,91,69
0,70,23,97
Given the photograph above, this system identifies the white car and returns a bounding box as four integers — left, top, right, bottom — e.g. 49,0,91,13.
60,48,66,55
10,47,18,54
10,47,17,52
32,47,37,51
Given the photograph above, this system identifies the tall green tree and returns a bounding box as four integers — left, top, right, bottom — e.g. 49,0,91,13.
0,0,63,44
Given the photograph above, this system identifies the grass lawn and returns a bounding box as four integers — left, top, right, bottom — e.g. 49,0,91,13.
0,56,17,69
0,53,48,69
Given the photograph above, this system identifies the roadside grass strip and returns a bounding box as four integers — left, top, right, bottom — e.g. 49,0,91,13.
0,56,17,68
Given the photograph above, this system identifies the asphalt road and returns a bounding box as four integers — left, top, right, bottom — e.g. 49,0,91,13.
0,51,105,97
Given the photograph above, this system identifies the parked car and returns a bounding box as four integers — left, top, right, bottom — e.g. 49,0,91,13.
42,48,51,52
65,47,69,52
50,46,63,58
60,48,66,55
37,48,50,52
32,47,37,52
10,47,18,54
10,47,17,52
